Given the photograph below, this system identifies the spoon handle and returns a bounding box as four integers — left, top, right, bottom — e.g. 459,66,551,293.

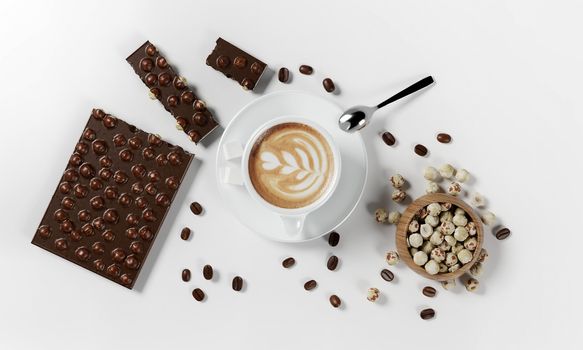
376,76,434,109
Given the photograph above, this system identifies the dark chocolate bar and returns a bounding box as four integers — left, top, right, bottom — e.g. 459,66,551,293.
32,109,193,289
206,38,267,91
127,41,219,144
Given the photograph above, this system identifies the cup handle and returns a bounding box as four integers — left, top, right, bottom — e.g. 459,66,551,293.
280,214,307,236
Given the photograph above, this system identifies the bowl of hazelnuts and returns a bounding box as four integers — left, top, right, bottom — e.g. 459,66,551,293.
395,193,484,281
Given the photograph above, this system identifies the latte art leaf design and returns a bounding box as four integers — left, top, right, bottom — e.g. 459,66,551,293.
249,123,334,209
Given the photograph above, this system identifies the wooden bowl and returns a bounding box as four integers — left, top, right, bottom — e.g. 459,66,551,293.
395,193,484,282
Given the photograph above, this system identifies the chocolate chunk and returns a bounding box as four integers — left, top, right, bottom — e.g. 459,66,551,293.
381,131,396,146
180,227,191,240
190,202,203,215
322,78,335,93
232,276,243,291
328,231,340,247
206,38,266,91
329,294,341,308
31,109,193,289
495,227,511,240
380,269,394,282
304,280,317,291
282,257,295,268
414,144,428,157
422,286,437,297
299,65,313,75
203,264,213,280
327,255,339,271
192,288,205,301
182,269,191,282
127,41,219,144
437,133,452,143
420,308,435,320
278,67,290,83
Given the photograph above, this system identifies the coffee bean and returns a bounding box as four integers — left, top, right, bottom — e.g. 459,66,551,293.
278,67,289,83
328,231,340,247
192,288,205,301
190,202,203,215
381,131,396,146
322,78,335,93
327,255,339,271
380,269,394,282
203,264,213,280
420,308,435,320
329,294,341,308
422,286,436,297
304,279,317,291
180,227,191,240
437,133,452,143
414,144,428,157
282,257,295,268
496,227,511,240
182,269,191,282
232,276,243,291
299,65,313,75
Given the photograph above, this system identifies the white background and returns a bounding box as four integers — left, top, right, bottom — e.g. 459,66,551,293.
1,0,582,349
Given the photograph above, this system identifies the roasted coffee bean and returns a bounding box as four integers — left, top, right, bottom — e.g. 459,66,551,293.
278,67,289,83
192,288,205,301
232,276,243,291
496,227,511,240
327,255,339,271
203,264,213,280
437,133,452,143
422,286,437,297
304,280,317,291
282,257,295,268
322,78,335,93
380,269,394,282
420,308,435,320
299,65,313,75
381,131,396,146
329,294,341,308
182,269,191,282
180,227,191,240
414,144,428,157
328,231,340,247
190,202,203,215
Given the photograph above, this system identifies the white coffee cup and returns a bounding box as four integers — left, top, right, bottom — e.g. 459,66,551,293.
241,116,342,237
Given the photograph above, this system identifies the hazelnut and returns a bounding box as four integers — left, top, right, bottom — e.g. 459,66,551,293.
439,263,448,273
453,214,468,227
426,181,439,194
454,227,469,242
448,263,460,273
408,219,419,233
410,248,419,256
367,287,380,302
439,164,455,179
465,277,479,292
425,215,439,227
445,252,458,266
469,262,483,276
427,203,442,216
440,202,452,211
421,241,434,255
391,189,407,203
375,208,388,223
457,249,473,264
413,251,428,266
481,211,496,226
439,241,451,252
454,208,466,216
477,248,489,263
423,166,440,181
466,221,478,236
464,237,478,251
408,233,424,248
430,231,444,245
452,243,464,255
439,221,455,235
444,235,457,247
455,168,470,183
424,260,440,275
440,211,453,223
441,279,456,290
431,248,446,262
388,211,401,224
385,251,400,266
447,182,462,196
420,224,433,238
471,192,486,208
390,174,405,188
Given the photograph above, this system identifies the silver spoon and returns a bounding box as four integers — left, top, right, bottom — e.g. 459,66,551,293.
338,76,434,132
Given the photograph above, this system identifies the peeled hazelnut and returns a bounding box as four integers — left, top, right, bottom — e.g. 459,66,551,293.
408,233,424,248
481,211,496,226
425,215,439,227
439,242,451,252
413,251,428,266
447,182,462,196
429,231,444,245
385,251,400,266
391,189,407,203
423,166,440,181
424,260,440,275
439,164,455,179
410,248,419,256
420,224,433,238
440,211,453,223
390,174,405,188
457,249,473,264
426,181,439,194
445,252,458,266
454,227,469,242
448,263,460,273
417,207,429,219
452,243,464,255
455,168,470,183
453,214,468,227
464,237,478,251
465,277,479,292
375,208,388,223
388,211,401,224
441,202,452,211
477,248,489,263
441,279,456,290
466,221,477,236
421,241,434,255
430,248,446,262
454,208,466,216
470,262,483,276
367,287,380,302
439,263,448,273
440,221,455,235
408,220,419,233
471,192,486,208
427,203,442,216
444,235,457,247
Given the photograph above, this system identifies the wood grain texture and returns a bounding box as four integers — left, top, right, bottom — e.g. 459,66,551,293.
395,193,484,282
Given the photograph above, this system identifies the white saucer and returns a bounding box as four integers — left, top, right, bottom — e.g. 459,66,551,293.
216,91,368,242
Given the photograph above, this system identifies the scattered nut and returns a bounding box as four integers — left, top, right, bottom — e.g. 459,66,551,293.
391,189,407,203
455,169,470,183
367,287,380,302
447,182,462,196
385,251,400,266
375,208,388,223
423,166,440,181
471,192,486,208
390,174,405,188
426,181,439,194
465,277,479,292
469,262,483,276
481,211,496,226
457,249,473,264
424,260,440,275
441,279,456,290
439,164,455,179
413,251,428,266
387,211,401,224
477,248,489,263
